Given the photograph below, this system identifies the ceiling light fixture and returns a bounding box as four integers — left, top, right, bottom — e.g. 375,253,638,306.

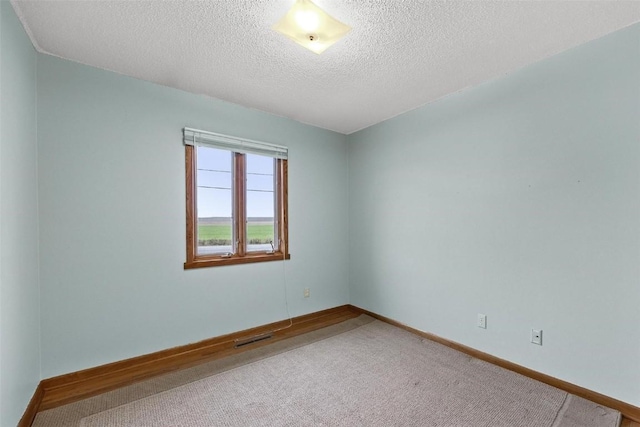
272,0,351,54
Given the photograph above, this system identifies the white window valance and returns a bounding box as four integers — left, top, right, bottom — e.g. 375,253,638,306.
183,127,288,160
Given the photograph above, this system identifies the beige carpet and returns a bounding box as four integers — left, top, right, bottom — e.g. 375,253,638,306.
34,316,374,427
35,316,620,427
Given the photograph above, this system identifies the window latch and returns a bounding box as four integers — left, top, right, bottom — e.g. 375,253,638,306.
266,240,275,254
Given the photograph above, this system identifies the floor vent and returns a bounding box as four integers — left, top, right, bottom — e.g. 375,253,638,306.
234,333,273,348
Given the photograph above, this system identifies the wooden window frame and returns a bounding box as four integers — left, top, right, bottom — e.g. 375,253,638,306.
184,145,289,269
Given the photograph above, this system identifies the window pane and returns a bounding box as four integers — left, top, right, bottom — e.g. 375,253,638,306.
246,154,275,252
197,147,233,255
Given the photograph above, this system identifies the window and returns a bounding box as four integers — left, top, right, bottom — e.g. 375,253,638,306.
184,128,289,269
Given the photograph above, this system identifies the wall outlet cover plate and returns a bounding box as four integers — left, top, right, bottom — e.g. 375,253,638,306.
531,329,543,345
477,314,487,329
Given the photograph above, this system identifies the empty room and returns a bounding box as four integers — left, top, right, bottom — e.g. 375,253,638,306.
1,0,639,426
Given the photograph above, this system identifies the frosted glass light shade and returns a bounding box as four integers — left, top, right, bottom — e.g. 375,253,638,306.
273,0,351,54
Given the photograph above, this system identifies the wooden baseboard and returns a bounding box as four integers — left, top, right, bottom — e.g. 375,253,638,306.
349,305,640,423
17,382,44,427
621,417,640,427
38,304,360,411
21,303,640,425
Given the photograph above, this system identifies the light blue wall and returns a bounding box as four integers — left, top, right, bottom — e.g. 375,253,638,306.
0,1,40,426
349,23,640,405
37,54,350,378
3,6,639,415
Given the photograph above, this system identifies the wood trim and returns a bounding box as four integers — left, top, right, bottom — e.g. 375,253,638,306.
234,152,246,257
17,382,44,427
621,417,640,427
279,159,289,258
39,305,360,411
185,145,197,264
184,252,290,269
349,305,640,423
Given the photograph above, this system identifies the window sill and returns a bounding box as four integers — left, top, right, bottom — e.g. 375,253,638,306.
184,252,291,269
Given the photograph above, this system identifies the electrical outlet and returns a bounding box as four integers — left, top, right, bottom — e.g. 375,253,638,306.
304,288,310,298
531,329,542,345
477,314,487,329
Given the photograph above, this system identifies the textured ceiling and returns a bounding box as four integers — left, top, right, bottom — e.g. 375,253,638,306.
11,0,640,134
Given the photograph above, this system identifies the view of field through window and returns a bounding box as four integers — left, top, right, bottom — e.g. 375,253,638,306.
196,147,276,255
